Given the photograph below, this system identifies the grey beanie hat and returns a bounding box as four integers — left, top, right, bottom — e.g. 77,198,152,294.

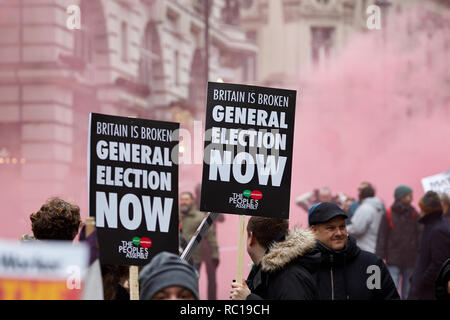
394,185,413,201
139,251,199,300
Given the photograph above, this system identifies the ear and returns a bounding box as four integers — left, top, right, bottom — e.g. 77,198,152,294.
248,231,256,247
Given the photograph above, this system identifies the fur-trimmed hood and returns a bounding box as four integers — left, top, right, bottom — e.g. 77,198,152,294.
261,227,317,273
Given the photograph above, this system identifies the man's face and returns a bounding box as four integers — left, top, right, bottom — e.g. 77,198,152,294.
152,286,195,300
179,194,193,213
311,216,348,251
400,193,413,205
246,232,257,264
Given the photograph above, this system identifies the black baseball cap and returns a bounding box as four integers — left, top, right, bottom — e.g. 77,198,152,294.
308,202,348,226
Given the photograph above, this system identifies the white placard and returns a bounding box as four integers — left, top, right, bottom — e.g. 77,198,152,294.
421,170,450,195
0,240,89,281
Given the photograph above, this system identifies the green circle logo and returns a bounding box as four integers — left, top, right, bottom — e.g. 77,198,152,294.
132,237,141,246
243,190,251,198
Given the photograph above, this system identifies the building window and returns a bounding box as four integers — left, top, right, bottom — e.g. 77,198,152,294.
242,56,255,83
222,0,240,25
73,1,93,64
311,27,334,66
174,50,180,87
121,21,128,62
246,30,257,43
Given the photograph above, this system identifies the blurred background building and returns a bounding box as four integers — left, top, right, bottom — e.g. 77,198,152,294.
0,0,257,227
239,0,449,85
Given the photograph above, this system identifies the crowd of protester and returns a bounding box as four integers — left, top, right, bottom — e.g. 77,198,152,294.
12,180,450,300
296,182,450,300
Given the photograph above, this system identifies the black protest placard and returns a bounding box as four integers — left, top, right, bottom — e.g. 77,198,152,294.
200,82,296,219
89,113,179,266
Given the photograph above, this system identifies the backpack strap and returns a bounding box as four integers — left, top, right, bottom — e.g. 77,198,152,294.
386,207,394,229
411,208,417,220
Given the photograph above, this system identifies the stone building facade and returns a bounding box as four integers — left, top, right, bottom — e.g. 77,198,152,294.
0,0,256,236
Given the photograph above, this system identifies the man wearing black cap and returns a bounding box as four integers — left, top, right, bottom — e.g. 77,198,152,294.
308,202,399,300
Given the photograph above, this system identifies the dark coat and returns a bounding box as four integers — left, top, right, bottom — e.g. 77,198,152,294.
246,228,319,300
311,236,400,300
376,201,420,269
435,259,450,300
408,211,450,300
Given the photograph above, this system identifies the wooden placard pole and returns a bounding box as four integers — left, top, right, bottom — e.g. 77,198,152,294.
235,215,246,284
129,266,139,300
85,217,96,238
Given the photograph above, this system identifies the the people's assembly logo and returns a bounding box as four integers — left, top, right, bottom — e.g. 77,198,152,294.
118,236,152,260
229,190,262,210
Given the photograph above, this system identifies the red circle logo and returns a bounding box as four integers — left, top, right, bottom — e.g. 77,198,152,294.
251,190,263,200
140,237,152,248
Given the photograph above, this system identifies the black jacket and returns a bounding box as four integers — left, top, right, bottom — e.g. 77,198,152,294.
435,258,450,300
312,236,400,300
408,211,450,300
246,228,319,300
376,201,420,269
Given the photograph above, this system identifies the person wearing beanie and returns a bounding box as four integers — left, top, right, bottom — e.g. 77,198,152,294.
394,185,413,202
307,202,399,300
408,191,450,300
139,251,199,300
376,184,420,299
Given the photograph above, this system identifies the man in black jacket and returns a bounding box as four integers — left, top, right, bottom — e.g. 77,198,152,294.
230,217,319,300
308,202,399,300
435,258,450,300
376,185,420,299
408,191,450,300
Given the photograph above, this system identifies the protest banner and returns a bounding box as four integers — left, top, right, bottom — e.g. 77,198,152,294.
199,82,297,282
88,113,180,268
200,82,297,219
0,240,89,300
421,170,450,195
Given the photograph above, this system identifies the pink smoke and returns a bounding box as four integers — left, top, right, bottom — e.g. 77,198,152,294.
288,5,450,227
0,3,448,300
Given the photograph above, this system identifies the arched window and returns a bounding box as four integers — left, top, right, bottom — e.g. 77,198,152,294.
311,27,334,66
188,48,206,114
73,0,94,65
139,23,164,106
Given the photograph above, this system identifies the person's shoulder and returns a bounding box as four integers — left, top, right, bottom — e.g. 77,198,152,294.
431,219,450,239
185,208,202,217
270,261,314,286
356,199,374,211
